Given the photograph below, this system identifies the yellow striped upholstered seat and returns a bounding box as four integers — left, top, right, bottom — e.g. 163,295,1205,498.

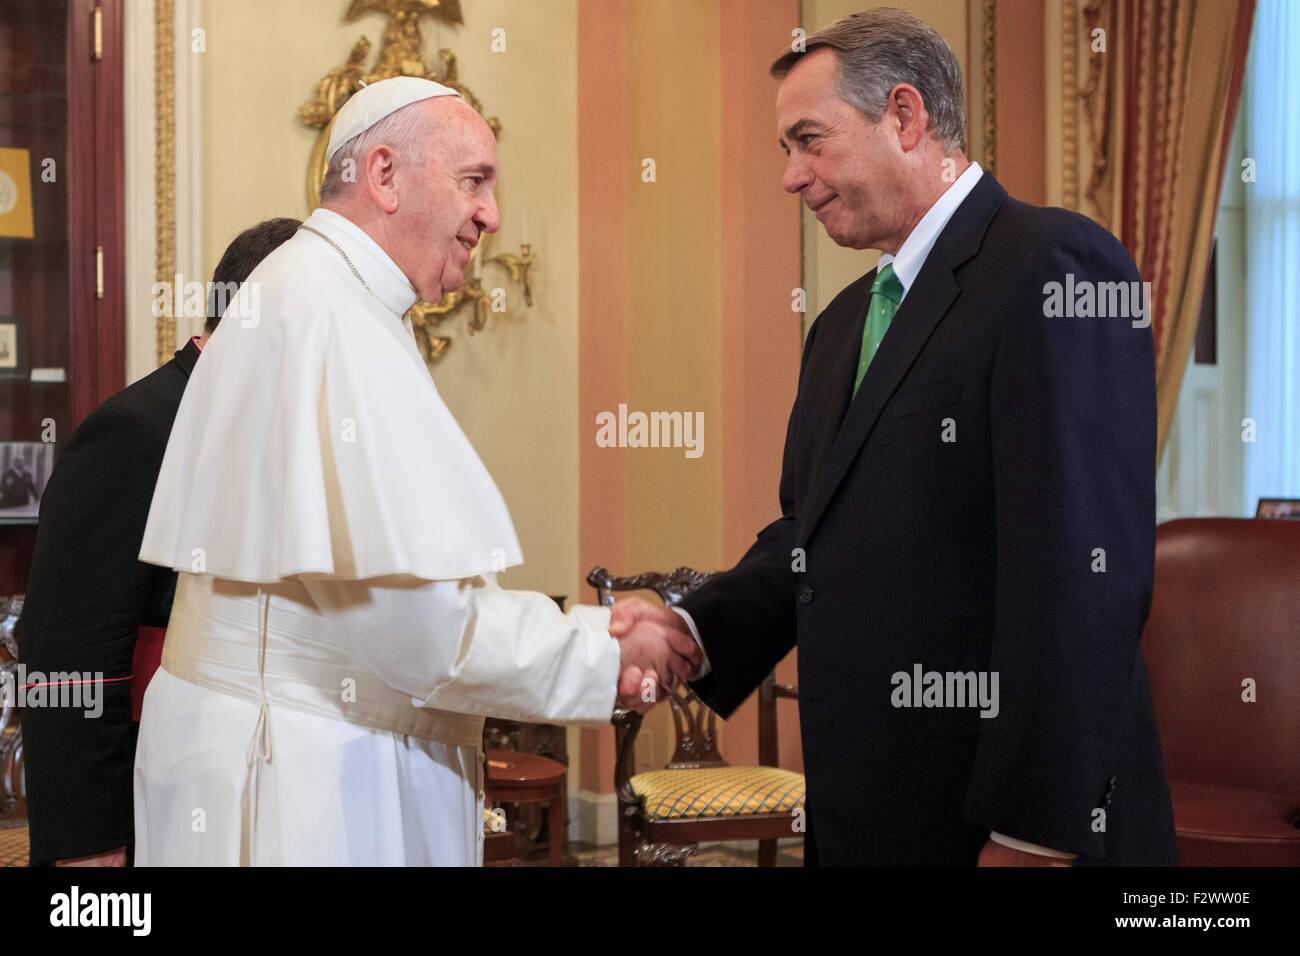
630,766,805,820
0,825,29,867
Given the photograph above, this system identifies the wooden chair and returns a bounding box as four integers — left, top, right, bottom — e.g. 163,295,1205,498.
587,566,804,867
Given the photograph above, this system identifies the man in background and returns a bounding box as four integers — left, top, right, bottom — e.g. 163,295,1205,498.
18,217,300,866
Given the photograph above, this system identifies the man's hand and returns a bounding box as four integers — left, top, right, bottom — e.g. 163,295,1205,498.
608,597,693,646
976,839,1072,867
610,597,701,713
56,847,128,867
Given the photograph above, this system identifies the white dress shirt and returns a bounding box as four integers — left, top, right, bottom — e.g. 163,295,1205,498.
877,161,983,300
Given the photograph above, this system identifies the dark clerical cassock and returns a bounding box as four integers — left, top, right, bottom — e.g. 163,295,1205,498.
19,339,199,863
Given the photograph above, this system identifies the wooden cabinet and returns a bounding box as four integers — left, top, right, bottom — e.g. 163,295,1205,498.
0,0,124,594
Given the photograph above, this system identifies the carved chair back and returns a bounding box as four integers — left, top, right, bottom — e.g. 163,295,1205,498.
586,565,724,768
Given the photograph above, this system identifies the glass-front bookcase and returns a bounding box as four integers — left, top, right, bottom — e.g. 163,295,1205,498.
0,0,123,594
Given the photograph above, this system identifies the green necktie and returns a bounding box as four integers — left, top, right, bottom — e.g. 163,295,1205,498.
853,262,903,396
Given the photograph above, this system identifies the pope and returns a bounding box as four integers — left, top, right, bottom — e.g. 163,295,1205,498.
133,77,700,866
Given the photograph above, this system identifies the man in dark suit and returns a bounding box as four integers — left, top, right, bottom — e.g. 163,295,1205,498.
18,217,300,866
611,9,1176,866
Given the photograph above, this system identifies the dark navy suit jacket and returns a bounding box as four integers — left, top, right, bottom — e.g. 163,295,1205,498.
681,173,1178,866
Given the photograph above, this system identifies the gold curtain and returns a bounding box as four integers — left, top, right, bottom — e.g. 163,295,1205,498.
1061,0,1255,457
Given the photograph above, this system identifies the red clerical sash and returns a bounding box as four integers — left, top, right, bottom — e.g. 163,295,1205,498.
131,626,167,721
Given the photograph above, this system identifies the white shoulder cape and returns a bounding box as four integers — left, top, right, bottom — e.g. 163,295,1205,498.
140,230,524,583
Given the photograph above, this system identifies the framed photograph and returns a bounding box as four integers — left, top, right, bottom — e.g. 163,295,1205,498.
0,146,34,239
0,441,54,520
0,317,21,378
1255,498,1300,520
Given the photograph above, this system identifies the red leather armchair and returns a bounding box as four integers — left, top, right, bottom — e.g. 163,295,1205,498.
1143,518,1300,865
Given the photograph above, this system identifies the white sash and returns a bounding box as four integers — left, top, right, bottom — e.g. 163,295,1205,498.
160,574,484,747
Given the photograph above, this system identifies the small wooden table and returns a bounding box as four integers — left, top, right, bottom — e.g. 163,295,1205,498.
484,749,567,867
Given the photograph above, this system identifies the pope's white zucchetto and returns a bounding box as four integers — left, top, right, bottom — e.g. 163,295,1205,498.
325,76,462,164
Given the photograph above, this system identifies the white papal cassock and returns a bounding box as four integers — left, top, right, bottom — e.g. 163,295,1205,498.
134,207,621,866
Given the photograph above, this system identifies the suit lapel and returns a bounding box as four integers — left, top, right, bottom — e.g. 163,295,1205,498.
809,272,874,433
796,173,1008,546
796,264,959,545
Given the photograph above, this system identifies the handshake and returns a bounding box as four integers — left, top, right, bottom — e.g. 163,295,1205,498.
608,598,703,714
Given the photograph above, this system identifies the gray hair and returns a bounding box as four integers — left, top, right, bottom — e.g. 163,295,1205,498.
319,99,431,202
772,8,967,154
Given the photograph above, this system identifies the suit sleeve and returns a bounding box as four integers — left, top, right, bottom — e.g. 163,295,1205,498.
302,575,622,726
960,219,1157,858
678,321,819,718
18,405,166,863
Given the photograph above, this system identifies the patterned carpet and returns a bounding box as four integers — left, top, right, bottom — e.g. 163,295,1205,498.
0,824,800,868
0,825,28,868
551,840,804,867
